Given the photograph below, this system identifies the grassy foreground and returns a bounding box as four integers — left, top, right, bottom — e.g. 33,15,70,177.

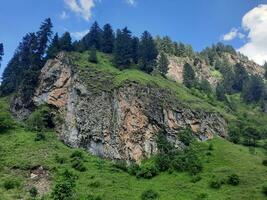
0,126,266,200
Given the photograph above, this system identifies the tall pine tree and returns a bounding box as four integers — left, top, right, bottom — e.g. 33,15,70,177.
131,37,139,64
114,28,133,69
47,33,60,59
0,43,3,66
36,18,53,64
139,31,158,73
84,21,102,50
183,63,196,88
102,24,115,53
158,52,169,76
59,32,73,52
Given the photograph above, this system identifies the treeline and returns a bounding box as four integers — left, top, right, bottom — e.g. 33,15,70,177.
0,18,53,97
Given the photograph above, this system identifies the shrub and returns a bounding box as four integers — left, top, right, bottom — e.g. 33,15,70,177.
71,157,86,172
55,155,67,164
29,186,38,198
228,124,241,144
210,177,224,189
179,128,195,146
208,143,214,151
227,174,240,186
0,111,15,133
196,193,208,199
51,170,77,200
70,150,84,160
191,175,202,183
262,182,267,196
113,160,127,172
262,160,267,167
127,163,140,176
35,131,46,141
141,189,159,200
89,181,101,188
136,161,159,179
3,179,20,190
155,153,171,172
26,105,54,131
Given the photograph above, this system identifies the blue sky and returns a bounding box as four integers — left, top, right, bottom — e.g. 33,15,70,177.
1,0,267,77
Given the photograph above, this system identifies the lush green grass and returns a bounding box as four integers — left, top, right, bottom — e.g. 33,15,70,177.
0,125,266,199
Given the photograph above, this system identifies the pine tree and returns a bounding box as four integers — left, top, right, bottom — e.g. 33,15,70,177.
73,40,86,52
84,21,102,50
233,63,249,92
0,33,38,95
158,52,169,76
46,33,60,59
102,24,114,53
114,28,133,69
0,43,3,66
89,46,98,63
183,63,196,88
242,75,264,103
216,83,227,101
59,32,73,52
139,31,158,73
264,62,267,79
36,18,53,63
131,37,139,64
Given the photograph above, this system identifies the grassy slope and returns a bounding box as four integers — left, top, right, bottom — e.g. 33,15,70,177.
0,126,266,200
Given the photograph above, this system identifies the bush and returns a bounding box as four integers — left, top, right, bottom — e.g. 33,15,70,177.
55,155,67,164
3,179,20,190
210,177,224,189
113,160,127,172
155,153,171,172
29,186,38,198
262,160,267,167
127,163,140,176
51,170,77,200
227,174,240,186
35,131,46,141
191,175,202,183
228,124,241,144
141,189,159,200
136,161,159,179
89,181,101,188
70,150,84,160
208,143,214,151
71,157,86,172
179,128,195,146
0,111,15,133
262,182,267,196
26,105,54,131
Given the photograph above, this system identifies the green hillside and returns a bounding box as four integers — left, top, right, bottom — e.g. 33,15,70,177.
0,119,266,200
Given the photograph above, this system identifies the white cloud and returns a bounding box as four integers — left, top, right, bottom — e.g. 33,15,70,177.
126,0,136,6
222,28,245,41
238,4,267,65
71,30,89,40
64,0,96,21
60,11,69,19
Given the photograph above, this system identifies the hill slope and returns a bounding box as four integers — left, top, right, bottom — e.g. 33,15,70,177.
0,118,266,199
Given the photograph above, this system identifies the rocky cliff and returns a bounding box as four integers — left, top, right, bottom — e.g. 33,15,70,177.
29,52,227,163
167,52,264,86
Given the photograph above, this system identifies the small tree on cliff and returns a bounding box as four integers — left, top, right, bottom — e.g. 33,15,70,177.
89,46,98,63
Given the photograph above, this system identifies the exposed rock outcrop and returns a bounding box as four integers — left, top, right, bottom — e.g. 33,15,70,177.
32,53,227,163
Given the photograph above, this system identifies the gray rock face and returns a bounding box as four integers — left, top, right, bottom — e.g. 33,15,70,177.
32,53,227,163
